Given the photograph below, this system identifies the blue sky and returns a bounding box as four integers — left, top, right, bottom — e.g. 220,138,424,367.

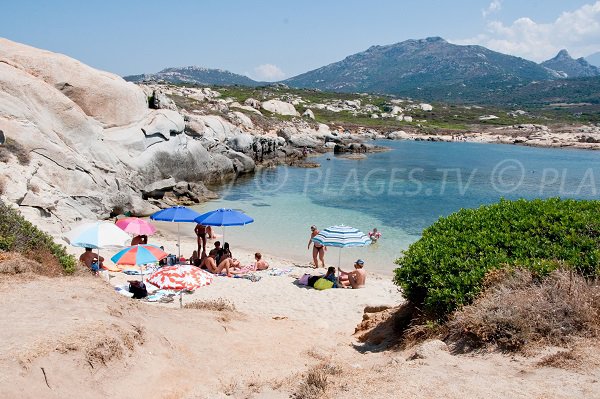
2,0,600,80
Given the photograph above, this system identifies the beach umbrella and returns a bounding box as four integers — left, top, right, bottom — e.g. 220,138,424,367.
311,225,371,271
64,221,132,249
150,206,202,260
115,217,157,236
111,244,167,281
194,208,254,242
147,264,214,307
64,221,131,269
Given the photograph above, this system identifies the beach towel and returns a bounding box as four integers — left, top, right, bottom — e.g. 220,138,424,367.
298,273,310,285
268,268,293,276
234,273,261,282
102,263,122,272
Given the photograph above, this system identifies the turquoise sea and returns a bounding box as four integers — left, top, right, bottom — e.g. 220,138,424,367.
194,141,600,275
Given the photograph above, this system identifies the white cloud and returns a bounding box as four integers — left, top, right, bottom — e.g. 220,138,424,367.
482,0,502,18
251,64,286,81
455,1,600,61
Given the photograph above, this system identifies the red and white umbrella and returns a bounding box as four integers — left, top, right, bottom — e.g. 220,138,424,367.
147,265,213,291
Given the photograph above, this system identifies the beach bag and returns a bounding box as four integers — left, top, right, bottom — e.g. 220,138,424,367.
298,273,310,286
128,280,147,299
314,278,334,290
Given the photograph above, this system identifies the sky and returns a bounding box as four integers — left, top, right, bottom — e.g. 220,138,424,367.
1,0,600,81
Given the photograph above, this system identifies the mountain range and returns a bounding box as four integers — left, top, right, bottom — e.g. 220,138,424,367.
125,66,260,87
124,37,600,104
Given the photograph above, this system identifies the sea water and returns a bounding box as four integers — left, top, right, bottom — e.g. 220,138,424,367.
194,141,600,275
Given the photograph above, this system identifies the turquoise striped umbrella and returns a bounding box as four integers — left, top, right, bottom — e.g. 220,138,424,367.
311,225,371,271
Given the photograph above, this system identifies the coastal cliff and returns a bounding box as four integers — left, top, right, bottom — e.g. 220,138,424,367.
0,39,336,235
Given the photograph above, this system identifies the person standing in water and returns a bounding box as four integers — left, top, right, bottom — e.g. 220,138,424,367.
369,228,381,243
308,225,326,268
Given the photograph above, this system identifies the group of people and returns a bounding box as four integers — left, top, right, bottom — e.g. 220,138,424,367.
190,239,269,277
308,225,375,289
303,259,367,289
79,222,369,289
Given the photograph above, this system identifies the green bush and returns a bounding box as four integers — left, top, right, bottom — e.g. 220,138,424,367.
394,198,600,320
0,200,76,273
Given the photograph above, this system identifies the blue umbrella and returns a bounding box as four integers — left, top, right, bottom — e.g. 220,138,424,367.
312,225,371,272
150,206,202,222
194,208,254,242
150,206,202,259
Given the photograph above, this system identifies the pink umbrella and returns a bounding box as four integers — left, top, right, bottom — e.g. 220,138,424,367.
116,217,157,236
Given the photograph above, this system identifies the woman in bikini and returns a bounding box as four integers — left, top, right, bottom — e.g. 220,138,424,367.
308,225,326,268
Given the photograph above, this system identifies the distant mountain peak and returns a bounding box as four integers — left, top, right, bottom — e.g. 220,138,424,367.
285,37,554,102
124,66,260,86
555,49,571,59
541,49,600,78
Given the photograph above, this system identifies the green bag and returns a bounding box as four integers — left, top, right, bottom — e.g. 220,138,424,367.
314,278,334,290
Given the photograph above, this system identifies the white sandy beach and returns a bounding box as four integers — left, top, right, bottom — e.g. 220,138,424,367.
68,227,403,334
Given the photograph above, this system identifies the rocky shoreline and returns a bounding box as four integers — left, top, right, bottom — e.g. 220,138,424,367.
1,38,599,238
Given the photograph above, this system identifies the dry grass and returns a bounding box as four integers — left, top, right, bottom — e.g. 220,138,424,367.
293,362,343,399
0,251,63,277
537,349,582,370
446,268,600,352
183,298,236,312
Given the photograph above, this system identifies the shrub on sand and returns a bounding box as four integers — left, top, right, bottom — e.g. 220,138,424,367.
445,268,600,352
394,198,600,320
0,200,76,273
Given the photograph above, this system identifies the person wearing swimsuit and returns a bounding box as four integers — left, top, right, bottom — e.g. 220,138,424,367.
308,225,326,268
194,223,207,257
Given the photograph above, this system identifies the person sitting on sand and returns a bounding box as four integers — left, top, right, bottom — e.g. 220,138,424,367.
338,259,366,289
206,226,215,239
308,225,326,268
222,242,241,268
200,250,233,276
190,250,202,267
209,241,221,257
230,252,270,275
307,266,337,288
79,247,104,270
369,228,381,243
130,234,148,246
254,252,269,270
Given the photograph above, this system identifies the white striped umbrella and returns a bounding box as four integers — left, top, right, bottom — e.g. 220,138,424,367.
311,225,371,271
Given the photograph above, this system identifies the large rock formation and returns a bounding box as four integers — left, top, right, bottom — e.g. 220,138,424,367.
0,38,244,234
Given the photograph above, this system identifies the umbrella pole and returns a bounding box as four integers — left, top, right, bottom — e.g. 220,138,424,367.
337,248,341,278
222,226,225,244
177,223,181,261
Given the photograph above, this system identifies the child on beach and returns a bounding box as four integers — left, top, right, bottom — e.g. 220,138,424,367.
369,228,381,243
230,252,270,275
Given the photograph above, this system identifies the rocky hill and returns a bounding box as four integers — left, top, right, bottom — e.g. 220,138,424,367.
541,50,600,78
586,51,600,68
0,39,336,236
284,37,557,102
124,66,260,86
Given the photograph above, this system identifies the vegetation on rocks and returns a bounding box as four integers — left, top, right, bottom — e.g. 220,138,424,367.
394,198,600,320
0,200,76,274
0,138,31,165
